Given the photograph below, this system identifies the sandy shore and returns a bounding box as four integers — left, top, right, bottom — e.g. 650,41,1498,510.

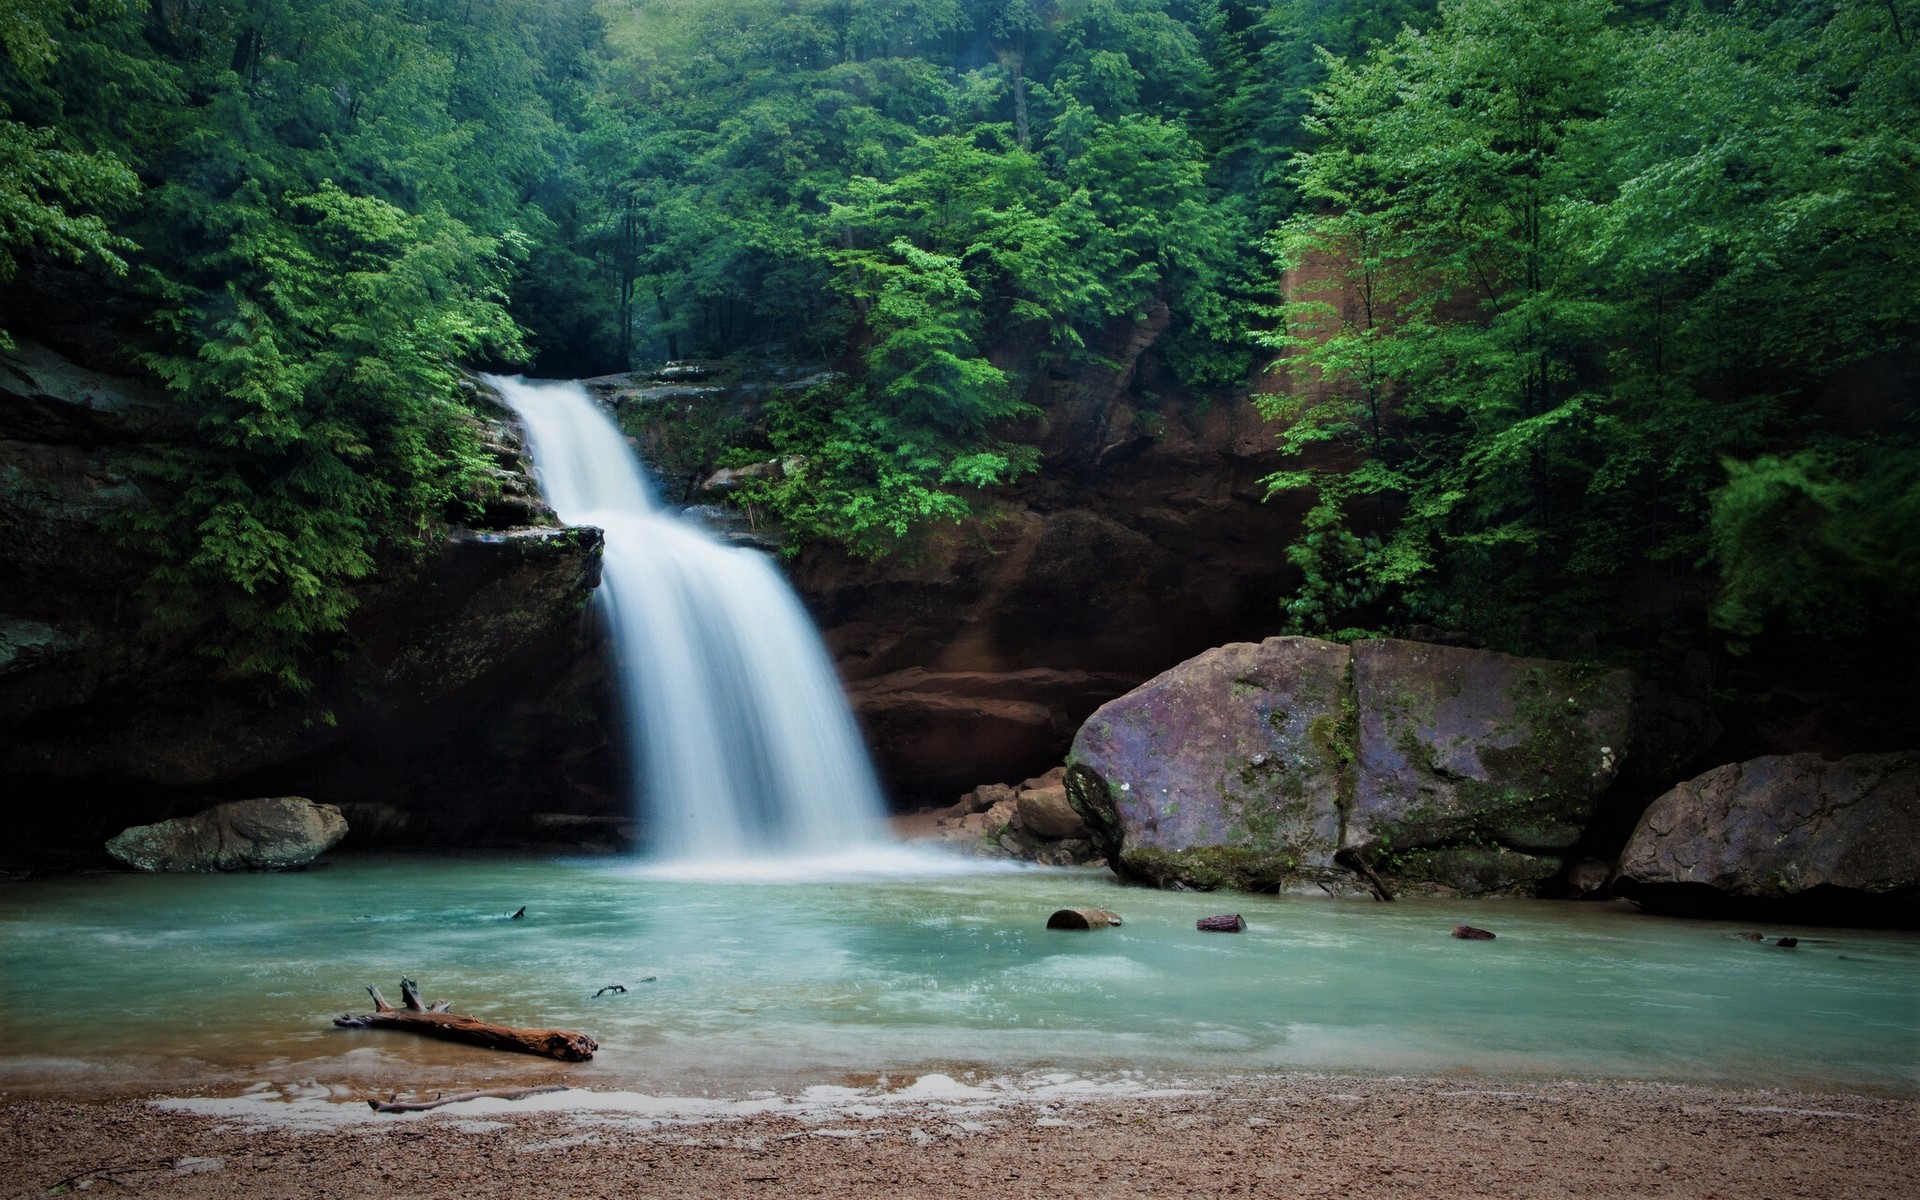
4,1071,1915,1199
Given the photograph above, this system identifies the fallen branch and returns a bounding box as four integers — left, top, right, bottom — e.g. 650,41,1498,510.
368,1084,571,1113
333,977,597,1062
1336,849,1396,902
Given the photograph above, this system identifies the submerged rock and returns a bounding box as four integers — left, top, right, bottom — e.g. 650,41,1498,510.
1046,907,1122,929
105,797,348,872
1616,752,1920,923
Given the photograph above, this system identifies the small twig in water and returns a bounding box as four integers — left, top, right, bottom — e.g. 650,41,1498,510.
368,1085,571,1113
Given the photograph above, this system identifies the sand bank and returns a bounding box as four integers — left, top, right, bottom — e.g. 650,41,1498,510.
4,1070,1914,1198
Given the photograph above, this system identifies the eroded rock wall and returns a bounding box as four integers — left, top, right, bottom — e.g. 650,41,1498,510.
0,343,623,863
586,319,1318,805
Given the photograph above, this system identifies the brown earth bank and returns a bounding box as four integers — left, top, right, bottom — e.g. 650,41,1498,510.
2,1075,1914,1199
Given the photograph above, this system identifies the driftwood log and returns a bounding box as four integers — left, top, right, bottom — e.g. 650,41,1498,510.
1196,914,1246,932
1047,907,1123,930
334,978,597,1062
1452,925,1496,940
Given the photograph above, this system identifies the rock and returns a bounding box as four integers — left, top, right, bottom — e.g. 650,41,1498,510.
1,344,622,862
1615,752,1920,922
1566,858,1613,898
1196,914,1246,932
1016,785,1086,839
951,783,1015,818
1021,766,1066,792
1385,844,1564,898
104,797,348,872
698,460,782,493
1452,925,1496,940
1346,639,1635,860
841,669,1139,805
1064,635,1638,896
1775,936,1799,948
1068,637,1351,889
1046,907,1123,930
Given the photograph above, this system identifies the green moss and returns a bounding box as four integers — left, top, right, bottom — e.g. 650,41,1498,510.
1384,844,1561,897
1119,845,1305,893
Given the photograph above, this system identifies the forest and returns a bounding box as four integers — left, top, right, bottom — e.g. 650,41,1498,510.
1,0,1914,720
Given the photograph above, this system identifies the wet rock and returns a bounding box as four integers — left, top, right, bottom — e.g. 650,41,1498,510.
1046,907,1123,930
105,797,347,872
1566,858,1614,898
1384,844,1564,898
1016,785,1086,839
1068,637,1351,888
1615,752,1920,923
1452,925,1497,940
1346,640,1635,862
1196,914,1246,932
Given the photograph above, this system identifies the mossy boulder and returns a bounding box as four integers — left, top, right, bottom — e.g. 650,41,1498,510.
1347,640,1635,872
105,797,347,872
1067,636,1350,888
1383,844,1564,897
1064,635,1637,895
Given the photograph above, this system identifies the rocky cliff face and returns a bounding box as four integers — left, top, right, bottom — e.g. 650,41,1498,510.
0,343,622,864
586,317,1315,805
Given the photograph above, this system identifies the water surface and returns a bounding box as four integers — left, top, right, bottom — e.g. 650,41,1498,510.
2,854,1915,1095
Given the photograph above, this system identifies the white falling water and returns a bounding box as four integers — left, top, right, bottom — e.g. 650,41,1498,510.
488,375,892,868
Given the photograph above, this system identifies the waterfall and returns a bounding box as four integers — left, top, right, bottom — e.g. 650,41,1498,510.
488,375,889,863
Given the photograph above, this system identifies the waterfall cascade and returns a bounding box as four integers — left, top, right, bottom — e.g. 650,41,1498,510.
489,375,889,864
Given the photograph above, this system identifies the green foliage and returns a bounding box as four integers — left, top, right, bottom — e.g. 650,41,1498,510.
132,183,524,686
733,375,1039,558
1,0,566,686
0,0,140,345
1265,0,1920,654
1709,440,1920,649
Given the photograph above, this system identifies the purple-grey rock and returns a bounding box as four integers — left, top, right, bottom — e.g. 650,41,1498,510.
1068,637,1350,884
105,797,348,872
1617,752,1920,900
1347,640,1634,858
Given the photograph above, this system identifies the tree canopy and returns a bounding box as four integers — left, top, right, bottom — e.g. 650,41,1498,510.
1,0,1913,708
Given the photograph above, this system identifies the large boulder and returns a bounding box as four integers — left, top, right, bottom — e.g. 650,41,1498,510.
1068,637,1350,889
1346,640,1635,878
105,797,348,872
1616,752,1920,923
1066,636,1638,894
